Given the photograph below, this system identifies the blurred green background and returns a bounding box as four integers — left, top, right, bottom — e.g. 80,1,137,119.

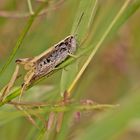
0,0,140,140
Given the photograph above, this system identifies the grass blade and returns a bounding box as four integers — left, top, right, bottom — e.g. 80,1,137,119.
60,0,98,96
0,2,48,77
77,88,140,140
67,0,140,95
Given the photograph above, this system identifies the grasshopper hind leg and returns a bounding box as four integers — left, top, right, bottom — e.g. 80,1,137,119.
0,64,20,101
19,71,34,102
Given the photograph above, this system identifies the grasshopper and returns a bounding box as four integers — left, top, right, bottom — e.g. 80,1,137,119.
0,8,95,130
0,35,77,102
17,35,77,100
0,13,84,102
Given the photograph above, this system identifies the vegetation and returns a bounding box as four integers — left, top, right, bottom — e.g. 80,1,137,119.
0,0,140,140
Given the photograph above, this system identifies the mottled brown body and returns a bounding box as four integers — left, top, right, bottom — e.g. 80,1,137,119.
0,12,84,103
16,35,77,85
0,32,77,103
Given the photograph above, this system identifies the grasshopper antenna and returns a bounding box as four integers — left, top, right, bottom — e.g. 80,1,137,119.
73,12,84,36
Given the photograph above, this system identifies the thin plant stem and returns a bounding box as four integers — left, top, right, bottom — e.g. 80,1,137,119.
0,2,49,77
27,0,34,15
67,0,131,96
0,0,65,18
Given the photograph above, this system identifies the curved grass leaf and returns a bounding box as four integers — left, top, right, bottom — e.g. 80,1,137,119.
67,0,140,95
77,88,140,140
60,0,98,97
0,2,48,77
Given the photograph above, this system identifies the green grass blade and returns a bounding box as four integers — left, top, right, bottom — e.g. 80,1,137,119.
77,89,140,140
60,0,97,96
71,0,98,39
2,0,139,105
66,0,140,94
0,2,48,77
